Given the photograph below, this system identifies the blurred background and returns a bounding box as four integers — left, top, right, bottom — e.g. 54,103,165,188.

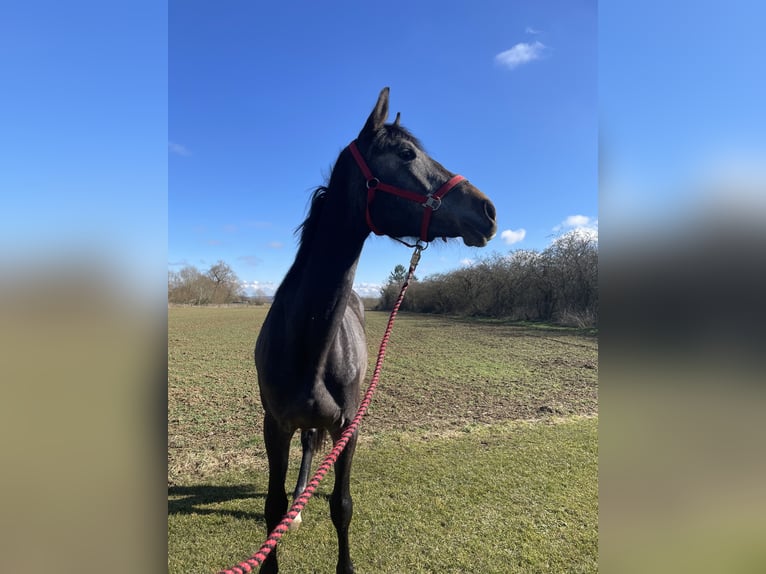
599,1,766,572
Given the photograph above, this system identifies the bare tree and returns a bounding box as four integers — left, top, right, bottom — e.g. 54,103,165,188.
206,260,244,304
168,261,245,305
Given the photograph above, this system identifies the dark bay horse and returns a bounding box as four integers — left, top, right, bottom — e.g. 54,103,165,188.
254,87,497,574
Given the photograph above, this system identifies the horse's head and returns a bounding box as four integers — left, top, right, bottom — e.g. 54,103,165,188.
351,87,497,247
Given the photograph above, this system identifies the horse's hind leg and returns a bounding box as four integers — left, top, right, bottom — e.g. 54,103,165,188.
290,428,318,529
261,414,292,574
330,427,358,574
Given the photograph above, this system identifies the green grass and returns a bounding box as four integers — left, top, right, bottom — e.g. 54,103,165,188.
168,306,598,573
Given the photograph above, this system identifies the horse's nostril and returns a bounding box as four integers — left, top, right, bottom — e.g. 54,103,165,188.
484,201,497,222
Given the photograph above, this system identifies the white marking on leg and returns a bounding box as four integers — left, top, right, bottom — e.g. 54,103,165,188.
289,510,302,530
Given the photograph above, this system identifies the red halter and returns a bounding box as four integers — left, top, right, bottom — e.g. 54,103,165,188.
348,140,466,242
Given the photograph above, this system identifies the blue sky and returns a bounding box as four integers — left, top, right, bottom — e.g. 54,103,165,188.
600,1,766,242
169,0,598,297
3,1,762,302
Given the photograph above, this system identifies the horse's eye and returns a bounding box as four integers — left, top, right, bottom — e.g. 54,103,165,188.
398,148,416,161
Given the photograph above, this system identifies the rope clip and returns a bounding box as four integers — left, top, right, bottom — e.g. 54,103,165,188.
410,242,425,269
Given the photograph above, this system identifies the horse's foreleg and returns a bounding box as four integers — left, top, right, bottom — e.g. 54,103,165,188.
260,414,292,574
330,427,357,574
290,428,317,529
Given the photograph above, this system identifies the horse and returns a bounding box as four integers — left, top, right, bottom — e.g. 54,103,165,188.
254,87,497,574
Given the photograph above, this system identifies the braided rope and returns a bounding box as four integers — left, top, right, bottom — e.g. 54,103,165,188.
219,246,423,574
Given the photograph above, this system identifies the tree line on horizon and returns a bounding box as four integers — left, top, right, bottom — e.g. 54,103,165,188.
168,233,597,327
377,232,598,327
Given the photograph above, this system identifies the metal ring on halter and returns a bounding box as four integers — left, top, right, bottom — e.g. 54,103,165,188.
392,237,430,250
423,195,442,210
366,178,380,190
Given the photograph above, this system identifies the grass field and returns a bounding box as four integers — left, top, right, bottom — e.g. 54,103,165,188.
168,306,598,573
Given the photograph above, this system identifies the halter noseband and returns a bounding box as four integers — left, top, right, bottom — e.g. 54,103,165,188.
348,140,466,243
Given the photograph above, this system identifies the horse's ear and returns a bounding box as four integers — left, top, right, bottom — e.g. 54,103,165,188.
359,87,389,138
394,112,401,126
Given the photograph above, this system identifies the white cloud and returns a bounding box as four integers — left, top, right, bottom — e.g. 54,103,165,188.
495,41,546,70
267,241,284,249
460,258,475,267
168,141,190,156
525,26,542,35
241,280,277,297
353,282,382,298
501,228,526,245
563,214,591,228
553,215,598,241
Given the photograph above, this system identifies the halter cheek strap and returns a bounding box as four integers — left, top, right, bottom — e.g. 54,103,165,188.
348,140,465,242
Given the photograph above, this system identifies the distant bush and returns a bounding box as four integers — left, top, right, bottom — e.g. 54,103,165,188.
377,232,598,327
168,260,245,305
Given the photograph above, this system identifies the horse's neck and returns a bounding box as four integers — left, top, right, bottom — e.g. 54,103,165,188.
278,190,368,358
293,230,364,315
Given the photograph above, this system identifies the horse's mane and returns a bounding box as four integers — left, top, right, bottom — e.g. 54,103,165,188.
295,186,328,247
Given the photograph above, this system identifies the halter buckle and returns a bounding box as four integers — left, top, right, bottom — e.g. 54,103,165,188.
423,195,442,210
